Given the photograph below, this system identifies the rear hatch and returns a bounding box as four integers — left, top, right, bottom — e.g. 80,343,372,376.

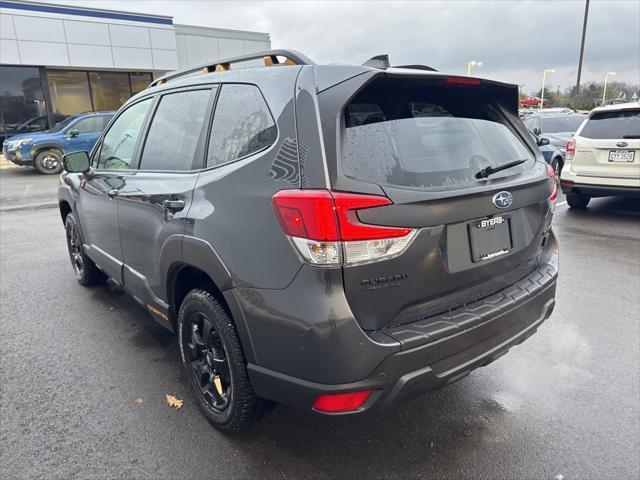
572,107,640,178
320,73,554,331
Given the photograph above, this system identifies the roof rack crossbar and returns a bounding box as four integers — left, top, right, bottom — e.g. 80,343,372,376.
149,49,314,87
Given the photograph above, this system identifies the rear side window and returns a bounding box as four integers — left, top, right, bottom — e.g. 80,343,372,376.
140,89,213,171
342,78,535,191
207,84,276,167
579,110,640,139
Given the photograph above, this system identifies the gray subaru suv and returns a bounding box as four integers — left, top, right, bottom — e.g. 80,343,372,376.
58,50,559,431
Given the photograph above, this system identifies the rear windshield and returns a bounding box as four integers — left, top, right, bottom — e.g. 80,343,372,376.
342,78,535,191
541,115,585,133
580,110,640,139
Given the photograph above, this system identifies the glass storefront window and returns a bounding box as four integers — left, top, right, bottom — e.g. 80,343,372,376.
89,72,131,111
47,70,92,117
0,66,47,138
130,73,153,95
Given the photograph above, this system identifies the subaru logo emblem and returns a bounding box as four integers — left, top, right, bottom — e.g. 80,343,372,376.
617,141,628,148
493,191,513,209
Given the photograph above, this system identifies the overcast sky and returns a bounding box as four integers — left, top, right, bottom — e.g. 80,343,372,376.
48,0,639,94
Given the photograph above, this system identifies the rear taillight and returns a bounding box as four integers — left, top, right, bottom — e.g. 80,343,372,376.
565,138,575,160
272,190,416,266
546,164,557,212
312,390,372,413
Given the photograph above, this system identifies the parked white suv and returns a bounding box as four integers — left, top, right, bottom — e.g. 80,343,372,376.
560,102,639,208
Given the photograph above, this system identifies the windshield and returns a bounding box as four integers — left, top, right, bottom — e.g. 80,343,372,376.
48,116,77,133
541,115,585,134
342,79,535,191
580,110,640,139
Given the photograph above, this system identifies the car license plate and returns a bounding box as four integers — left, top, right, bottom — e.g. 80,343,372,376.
608,150,635,162
469,215,512,262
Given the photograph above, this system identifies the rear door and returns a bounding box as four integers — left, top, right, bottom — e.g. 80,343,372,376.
572,107,640,178
319,74,553,331
118,86,216,312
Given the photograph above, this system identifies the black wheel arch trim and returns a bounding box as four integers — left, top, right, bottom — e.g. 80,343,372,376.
31,143,64,158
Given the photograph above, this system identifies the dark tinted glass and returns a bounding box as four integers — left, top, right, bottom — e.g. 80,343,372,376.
139,89,212,171
0,66,47,134
342,78,534,191
71,116,104,134
207,84,276,167
541,115,585,133
580,110,640,139
89,72,130,111
97,98,152,170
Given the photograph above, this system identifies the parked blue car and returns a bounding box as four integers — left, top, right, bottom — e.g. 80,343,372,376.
2,111,114,174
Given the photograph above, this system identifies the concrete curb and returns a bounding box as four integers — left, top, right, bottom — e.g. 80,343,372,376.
0,202,58,213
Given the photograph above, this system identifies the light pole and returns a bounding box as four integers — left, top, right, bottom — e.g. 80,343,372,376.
540,68,555,110
602,72,616,104
466,60,482,76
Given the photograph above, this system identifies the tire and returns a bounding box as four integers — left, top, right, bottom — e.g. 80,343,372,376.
566,193,590,209
34,148,63,174
177,289,268,432
551,157,563,177
65,213,106,286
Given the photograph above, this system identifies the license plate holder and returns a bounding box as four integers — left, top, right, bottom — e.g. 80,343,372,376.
608,150,635,162
469,215,512,262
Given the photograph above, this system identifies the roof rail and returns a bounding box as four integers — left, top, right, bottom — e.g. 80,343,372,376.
393,64,438,72
149,49,315,87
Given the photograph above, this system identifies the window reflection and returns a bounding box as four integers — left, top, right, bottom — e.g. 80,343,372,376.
0,66,47,138
47,70,92,117
89,72,131,111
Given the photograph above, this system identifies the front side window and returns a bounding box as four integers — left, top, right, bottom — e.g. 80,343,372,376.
97,98,152,170
139,89,213,171
207,84,277,168
342,79,535,191
71,116,104,134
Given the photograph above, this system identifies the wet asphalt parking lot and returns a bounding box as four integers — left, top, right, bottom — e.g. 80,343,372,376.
0,168,638,479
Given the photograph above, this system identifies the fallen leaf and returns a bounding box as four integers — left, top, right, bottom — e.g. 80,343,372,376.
165,394,183,409
134,397,144,405
555,475,564,480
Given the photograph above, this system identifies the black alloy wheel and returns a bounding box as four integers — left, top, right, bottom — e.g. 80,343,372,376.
184,311,232,411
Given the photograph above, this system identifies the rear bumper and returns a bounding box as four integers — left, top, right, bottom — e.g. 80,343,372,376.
247,258,558,414
560,181,640,198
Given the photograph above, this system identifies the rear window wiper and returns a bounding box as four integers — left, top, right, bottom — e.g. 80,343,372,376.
622,134,640,139
475,159,527,179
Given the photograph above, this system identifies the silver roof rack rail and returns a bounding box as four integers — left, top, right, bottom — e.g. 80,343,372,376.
149,49,315,88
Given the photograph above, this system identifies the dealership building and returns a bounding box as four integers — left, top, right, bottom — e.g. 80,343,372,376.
0,0,271,132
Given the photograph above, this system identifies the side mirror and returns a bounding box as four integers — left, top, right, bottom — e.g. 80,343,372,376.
63,151,90,173
69,129,80,137
538,137,550,146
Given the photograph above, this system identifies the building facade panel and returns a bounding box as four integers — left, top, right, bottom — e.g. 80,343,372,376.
149,28,176,50
0,12,16,38
111,46,154,70
0,38,20,63
107,23,152,49
67,44,113,69
63,19,111,46
18,40,69,65
11,14,66,42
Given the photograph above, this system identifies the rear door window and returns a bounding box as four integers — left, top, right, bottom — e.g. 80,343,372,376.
207,84,277,167
579,110,640,139
342,78,535,191
139,88,213,171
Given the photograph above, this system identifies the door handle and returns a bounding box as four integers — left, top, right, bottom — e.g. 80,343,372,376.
107,189,119,198
163,199,185,212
